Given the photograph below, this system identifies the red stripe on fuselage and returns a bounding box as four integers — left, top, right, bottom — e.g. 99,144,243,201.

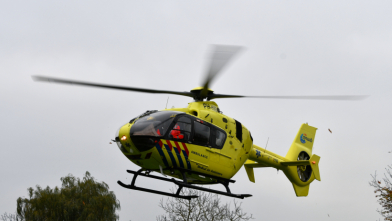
173,141,182,155
165,140,173,151
181,143,189,156
158,140,163,148
174,141,182,154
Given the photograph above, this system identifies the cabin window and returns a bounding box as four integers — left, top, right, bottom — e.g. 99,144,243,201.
193,121,210,146
215,130,226,149
169,116,192,142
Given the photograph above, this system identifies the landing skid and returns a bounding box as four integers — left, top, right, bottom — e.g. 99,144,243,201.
118,168,252,200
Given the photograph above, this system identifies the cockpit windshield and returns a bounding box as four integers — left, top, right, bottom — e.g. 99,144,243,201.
130,111,182,137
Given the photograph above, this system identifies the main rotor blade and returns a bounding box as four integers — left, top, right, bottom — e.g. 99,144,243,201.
200,45,243,98
209,94,369,100
32,75,194,97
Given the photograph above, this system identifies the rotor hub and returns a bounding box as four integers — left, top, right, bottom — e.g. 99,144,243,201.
190,87,214,101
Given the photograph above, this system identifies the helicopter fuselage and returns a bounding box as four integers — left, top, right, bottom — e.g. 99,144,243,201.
115,101,253,184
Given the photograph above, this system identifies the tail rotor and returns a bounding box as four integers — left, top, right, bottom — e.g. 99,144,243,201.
297,151,312,182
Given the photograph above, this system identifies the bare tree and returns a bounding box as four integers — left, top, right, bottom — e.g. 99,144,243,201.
157,189,253,221
0,213,19,221
370,165,392,220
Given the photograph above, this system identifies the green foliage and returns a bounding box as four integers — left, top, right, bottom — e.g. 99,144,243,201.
16,171,120,221
370,165,392,220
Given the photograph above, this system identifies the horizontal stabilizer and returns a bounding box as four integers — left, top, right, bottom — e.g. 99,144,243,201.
280,154,321,181
244,160,269,183
280,160,310,166
244,160,269,168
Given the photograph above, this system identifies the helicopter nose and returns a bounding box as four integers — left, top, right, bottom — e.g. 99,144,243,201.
115,123,135,153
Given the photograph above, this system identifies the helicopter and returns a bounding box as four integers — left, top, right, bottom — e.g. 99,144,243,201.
32,45,367,200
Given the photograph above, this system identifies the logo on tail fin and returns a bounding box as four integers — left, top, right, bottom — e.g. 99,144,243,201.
300,134,313,143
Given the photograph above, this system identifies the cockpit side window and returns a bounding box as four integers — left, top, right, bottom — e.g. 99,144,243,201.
169,116,192,142
193,121,210,147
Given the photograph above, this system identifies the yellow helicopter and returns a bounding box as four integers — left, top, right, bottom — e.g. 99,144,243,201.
33,45,366,200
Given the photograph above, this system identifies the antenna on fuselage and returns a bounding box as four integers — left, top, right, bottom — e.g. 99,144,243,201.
264,137,269,153
165,97,169,109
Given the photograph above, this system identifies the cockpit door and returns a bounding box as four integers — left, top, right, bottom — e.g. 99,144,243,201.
168,116,192,142
184,120,211,169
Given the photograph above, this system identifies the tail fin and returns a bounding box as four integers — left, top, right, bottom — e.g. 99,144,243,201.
283,123,320,196
285,123,317,161
245,123,321,197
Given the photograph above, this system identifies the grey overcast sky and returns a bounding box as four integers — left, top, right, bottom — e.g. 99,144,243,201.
1,1,391,220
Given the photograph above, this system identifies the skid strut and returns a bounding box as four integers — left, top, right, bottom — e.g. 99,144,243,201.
118,169,252,200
